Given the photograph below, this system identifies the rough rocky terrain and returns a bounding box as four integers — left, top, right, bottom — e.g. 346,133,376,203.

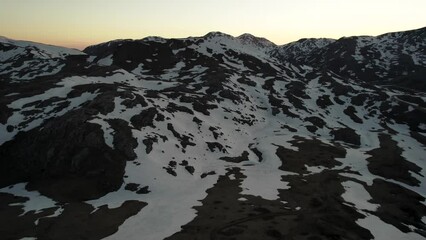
0,28,425,239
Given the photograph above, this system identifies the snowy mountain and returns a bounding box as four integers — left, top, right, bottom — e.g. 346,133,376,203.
0,36,85,81
272,27,426,90
271,37,335,63
0,28,425,240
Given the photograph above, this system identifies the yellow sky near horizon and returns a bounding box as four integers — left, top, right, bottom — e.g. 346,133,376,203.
0,0,425,50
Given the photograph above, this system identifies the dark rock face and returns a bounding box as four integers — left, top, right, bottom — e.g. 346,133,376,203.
125,183,150,194
0,109,127,202
36,201,146,240
276,137,346,174
0,192,146,240
367,134,422,186
344,106,363,124
130,107,161,129
0,193,58,239
207,141,226,153
0,83,140,201
107,118,138,160
331,127,361,146
366,179,426,236
219,151,250,163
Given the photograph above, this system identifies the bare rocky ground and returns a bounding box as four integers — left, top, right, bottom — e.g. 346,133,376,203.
167,137,425,240
0,192,146,240
0,132,425,239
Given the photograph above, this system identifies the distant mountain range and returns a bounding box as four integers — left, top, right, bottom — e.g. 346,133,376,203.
0,27,425,240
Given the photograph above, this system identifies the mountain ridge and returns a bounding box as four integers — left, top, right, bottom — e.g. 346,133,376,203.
81,26,426,50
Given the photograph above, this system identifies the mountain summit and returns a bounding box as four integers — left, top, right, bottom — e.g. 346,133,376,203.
0,28,425,240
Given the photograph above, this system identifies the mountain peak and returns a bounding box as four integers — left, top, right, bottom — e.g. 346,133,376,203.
237,33,257,39
142,36,168,43
203,31,233,39
237,33,276,48
0,35,10,41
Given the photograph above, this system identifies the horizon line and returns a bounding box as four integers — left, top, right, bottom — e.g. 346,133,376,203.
2,26,424,51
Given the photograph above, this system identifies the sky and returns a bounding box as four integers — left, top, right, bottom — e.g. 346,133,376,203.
0,0,425,50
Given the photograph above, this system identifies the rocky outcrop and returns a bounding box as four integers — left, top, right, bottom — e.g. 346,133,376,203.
0,90,138,202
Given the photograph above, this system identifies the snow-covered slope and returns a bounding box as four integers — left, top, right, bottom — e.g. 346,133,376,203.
0,36,85,82
0,29,425,240
273,27,426,90
271,37,335,63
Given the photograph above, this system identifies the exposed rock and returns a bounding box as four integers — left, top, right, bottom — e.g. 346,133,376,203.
367,134,422,186
366,179,426,236
344,106,363,123
130,107,160,129
276,137,346,174
207,142,226,153
0,108,132,202
125,183,140,192
200,171,216,179
36,201,146,239
107,118,138,160
331,127,361,146
220,151,250,163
